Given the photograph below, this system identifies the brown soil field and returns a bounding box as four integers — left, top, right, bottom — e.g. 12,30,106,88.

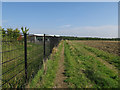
73,40,120,56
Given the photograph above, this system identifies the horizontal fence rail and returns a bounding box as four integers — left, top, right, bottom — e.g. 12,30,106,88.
0,30,61,88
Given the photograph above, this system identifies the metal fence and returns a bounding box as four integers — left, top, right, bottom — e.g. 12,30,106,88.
0,30,61,88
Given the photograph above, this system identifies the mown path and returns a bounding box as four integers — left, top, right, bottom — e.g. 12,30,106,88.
53,43,68,88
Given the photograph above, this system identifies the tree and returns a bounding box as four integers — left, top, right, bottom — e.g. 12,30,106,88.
21,27,29,34
13,28,20,39
2,28,6,37
0,26,2,30
7,28,13,38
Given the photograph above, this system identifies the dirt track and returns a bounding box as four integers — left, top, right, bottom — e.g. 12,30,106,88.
53,43,68,88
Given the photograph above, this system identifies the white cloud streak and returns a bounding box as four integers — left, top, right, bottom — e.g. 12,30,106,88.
2,20,8,23
57,25,118,38
60,24,71,28
30,25,118,38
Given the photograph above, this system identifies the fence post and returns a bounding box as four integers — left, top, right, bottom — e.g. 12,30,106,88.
50,37,52,53
24,33,27,83
54,35,56,47
43,34,45,60
43,34,47,74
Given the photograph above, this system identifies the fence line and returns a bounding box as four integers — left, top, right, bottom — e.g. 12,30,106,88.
0,30,61,88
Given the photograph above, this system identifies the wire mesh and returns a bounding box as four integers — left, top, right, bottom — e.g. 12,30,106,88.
1,30,25,88
1,30,61,88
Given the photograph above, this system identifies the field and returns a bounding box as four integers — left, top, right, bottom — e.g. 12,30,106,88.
76,40,119,55
28,40,119,88
64,40,119,88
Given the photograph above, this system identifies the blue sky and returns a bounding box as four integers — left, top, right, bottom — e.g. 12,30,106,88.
2,2,118,38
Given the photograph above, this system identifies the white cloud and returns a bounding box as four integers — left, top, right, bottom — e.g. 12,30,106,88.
57,25,118,38
2,20,8,23
60,24,71,28
28,25,118,38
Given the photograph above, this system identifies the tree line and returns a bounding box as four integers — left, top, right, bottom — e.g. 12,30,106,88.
0,26,29,40
61,36,120,41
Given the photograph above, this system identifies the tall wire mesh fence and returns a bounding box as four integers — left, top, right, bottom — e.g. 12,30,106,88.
0,30,61,88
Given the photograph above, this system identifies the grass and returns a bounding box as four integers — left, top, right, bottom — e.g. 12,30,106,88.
63,40,119,88
71,41,120,70
2,39,119,88
28,41,63,88
2,40,48,88
83,45,120,70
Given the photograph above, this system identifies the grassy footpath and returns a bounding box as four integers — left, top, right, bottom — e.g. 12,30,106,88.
64,40,119,88
28,41,63,88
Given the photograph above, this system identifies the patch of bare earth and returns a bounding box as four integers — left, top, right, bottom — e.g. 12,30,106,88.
53,44,68,88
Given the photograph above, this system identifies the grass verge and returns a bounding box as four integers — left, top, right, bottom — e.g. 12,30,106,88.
28,41,63,88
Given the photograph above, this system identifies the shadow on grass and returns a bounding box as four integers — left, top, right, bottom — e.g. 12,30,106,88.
84,69,118,88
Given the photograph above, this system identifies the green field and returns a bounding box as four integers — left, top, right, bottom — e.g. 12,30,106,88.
28,40,119,88
64,40,119,88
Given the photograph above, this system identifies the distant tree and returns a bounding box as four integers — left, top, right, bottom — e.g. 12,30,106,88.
2,28,6,37
7,28,13,38
0,26,2,30
13,28,20,39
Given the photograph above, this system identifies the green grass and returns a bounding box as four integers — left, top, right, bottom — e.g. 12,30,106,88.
64,41,92,88
83,45,120,70
63,40,119,88
71,41,120,70
2,40,45,88
29,41,63,88
2,40,119,88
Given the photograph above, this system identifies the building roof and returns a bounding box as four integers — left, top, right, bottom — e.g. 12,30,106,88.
29,34,60,37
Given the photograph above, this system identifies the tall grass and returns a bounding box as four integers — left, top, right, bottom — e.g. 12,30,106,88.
29,41,63,88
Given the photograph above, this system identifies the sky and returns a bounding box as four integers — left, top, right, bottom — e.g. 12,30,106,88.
1,0,119,2
2,2,118,38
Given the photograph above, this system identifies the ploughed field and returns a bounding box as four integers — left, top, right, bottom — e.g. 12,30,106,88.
63,40,119,88
74,40,119,55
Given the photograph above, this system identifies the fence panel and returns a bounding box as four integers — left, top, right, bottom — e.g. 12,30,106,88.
27,34,44,83
0,30,61,88
1,30,25,88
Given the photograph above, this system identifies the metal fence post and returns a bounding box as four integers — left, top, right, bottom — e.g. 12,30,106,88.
24,33,27,82
43,34,45,60
50,37,52,53
54,35,56,47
